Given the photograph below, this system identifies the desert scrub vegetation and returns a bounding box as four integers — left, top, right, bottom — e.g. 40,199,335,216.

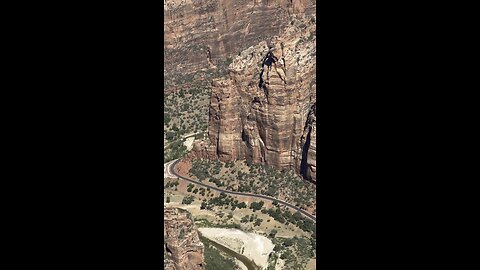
263,205,316,236
271,236,316,270
164,180,179,191
163,83,210,162
201,237,240,270
188,159,316,235
164,84,210,142
200,192,248,211
181,195,195,205
164,139,188,162
194,218,242,230
188,159,316,213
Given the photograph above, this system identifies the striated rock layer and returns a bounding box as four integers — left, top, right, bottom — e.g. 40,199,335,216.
164,0,316,93
194,15,316,181
164,207,204,270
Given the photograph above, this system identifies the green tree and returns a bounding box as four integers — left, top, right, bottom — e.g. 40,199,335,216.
165,131,175,140
250,201,264,211
283,238,293,247
182,196,194,205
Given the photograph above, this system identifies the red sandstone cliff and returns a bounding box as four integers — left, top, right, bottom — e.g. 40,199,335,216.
164,0,316,94
192,15,316,181
164,207,204,270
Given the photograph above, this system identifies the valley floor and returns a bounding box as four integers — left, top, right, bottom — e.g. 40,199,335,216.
199,227,273,269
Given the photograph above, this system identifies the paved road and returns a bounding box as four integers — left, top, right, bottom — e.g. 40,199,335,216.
164,131,206,149
181,131,205,139
164,159,316,222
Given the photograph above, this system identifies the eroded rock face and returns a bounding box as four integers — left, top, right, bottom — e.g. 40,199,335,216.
206,15,316,181
164,0,316,93
164,208,204,270
165,0,317,182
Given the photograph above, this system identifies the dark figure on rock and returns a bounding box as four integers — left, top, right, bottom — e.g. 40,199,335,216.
262,51,278,71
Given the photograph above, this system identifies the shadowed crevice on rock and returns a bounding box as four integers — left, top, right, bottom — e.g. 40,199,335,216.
258,51,278,89
258,69,265,88
165,244,173,256
300,124,312,179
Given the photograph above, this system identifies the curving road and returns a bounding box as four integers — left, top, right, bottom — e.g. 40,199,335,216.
164,159,316,222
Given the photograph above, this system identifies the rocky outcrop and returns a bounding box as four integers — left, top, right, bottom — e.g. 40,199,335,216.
164,207,204,270
300,102,316,180
164,0,316,94
205,15,316,181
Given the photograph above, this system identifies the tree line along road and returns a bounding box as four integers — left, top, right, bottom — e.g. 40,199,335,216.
164,159,316,223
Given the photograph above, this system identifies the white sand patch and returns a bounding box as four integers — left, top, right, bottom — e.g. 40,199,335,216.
183,137,195,151
198,228,274,269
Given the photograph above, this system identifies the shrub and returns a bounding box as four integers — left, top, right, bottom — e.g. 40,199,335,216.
237,202,247,209
182,196,194,205
249,201,264,211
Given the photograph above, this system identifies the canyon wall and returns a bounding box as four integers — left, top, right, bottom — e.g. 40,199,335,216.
205,15,316,181
164,0,316,93
164,207,204,270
